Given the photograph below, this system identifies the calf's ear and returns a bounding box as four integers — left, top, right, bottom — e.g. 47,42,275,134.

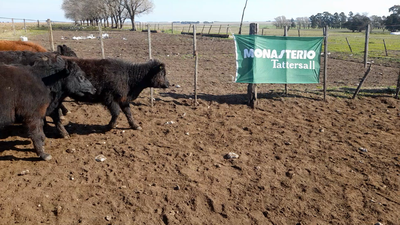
64,60,72,73
56,45,63,54
152,63,165,73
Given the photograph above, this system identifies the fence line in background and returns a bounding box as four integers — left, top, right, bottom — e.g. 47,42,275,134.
1,17,399,103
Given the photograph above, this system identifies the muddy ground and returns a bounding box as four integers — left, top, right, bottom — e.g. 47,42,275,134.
0,30,399,225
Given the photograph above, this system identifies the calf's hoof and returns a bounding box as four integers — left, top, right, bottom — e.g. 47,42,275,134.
134,125,142,130
107,124,116,131
60,132,70,139
39,153,52,161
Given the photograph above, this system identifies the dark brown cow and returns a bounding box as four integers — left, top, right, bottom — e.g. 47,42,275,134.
0,51,96,138
0,64,51,160
60,55,170,132
0,42,77,118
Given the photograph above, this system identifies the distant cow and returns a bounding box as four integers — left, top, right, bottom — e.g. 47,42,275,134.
0,40,47,52
60,54,169,131
0,64,52,160
0,51,96,138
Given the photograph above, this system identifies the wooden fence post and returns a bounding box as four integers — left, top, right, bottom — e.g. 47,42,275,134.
364,24,370,68
46,19,55,51
324,26,328,101
12,18,15,36
23,19,26,33
247,23,258,108
98,22,105,59
284,26,288,94
193,25,198,105
395,68,400,99
352,63,372,99
346,37,353,53
383,39,388,56
171,22,174,34
148,24,154,107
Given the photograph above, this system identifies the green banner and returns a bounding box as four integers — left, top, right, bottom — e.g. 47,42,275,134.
234,35,323,84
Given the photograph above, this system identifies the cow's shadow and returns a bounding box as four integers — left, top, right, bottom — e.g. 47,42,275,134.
44,122,110,138
161,91,319,104
0,125,40,160
0,139,42,161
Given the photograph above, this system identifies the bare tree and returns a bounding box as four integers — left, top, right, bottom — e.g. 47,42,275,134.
62,0,85,24
296,17,310,29
273,16,290,28
63,0,152,29
238,0,248,35
123,0,154,31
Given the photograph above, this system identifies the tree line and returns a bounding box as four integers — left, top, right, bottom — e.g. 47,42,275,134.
273,5,400,32
62,0,153,30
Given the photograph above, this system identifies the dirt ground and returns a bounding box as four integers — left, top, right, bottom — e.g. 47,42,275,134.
0,30,399,225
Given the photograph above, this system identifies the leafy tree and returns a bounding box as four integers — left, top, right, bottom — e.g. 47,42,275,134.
332,13,341,28
309,13,323,28
384,5,400,31
344,13,370,32
290,18,296,28
384,14,400,31
370,15,384,29
339,12,347,28
389,5,400,14
309,12,338,28
322,11,332,27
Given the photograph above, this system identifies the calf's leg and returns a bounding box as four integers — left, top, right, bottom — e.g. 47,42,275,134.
58,104,70,121
26,119,52,161
60,104,70,116
106,101,122,130
50,110,70,138
120,101,142,130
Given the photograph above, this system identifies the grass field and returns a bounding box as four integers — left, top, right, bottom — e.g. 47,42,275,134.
1,21,399,65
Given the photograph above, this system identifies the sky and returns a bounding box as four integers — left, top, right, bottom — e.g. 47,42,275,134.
0,0,398,23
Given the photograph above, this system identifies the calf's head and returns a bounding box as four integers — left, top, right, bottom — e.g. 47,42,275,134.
148,60,169,88
63,60,96,96
57,45,78,57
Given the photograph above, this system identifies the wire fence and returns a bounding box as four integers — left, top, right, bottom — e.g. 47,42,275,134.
1,16,399,64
